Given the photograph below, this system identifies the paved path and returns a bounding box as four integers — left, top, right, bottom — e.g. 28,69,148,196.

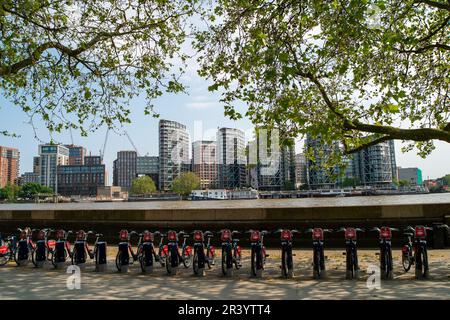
1,250,449,300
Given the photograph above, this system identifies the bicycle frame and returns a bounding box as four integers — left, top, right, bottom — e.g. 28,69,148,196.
338,227,363,279
0,233,17,266
116,230,137,272
155,232,167,267
16,227,35,266
166,230,181,275
192,230,207,275
33,228,55,267
248,229,268,277
372,227,397,280
308,228,331,279
138,231,156,273
407,225,432,279
72,230,93,266
52,230,72,268
276,229,298,278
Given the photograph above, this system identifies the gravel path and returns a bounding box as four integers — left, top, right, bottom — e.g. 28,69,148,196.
0,249,449,300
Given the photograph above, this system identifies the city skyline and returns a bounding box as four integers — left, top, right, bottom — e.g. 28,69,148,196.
1,92,450,183
1,112,450,184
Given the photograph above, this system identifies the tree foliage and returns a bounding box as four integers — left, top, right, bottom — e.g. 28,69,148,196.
195,0,450,160
131,175,157,194
0,183,20,201
0,0,199,136
18,182,53,199
172,172,200,196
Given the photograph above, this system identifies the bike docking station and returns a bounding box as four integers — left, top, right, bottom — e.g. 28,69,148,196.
94,241,107,272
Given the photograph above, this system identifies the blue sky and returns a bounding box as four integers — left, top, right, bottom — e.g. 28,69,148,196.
1,52,449,183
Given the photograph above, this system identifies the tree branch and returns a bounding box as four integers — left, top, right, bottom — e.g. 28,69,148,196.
344,120,450,143
343,135,393,154
415,0,450,11
0,14,181,77
1,4,67,32
396,43,450,53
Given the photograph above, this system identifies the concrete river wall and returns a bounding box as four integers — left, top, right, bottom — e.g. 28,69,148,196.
1,194,449,248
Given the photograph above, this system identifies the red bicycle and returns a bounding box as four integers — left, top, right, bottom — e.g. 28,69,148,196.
15,227,36,266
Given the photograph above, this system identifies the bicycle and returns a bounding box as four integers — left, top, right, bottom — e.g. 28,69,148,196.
154,231,167,267
305,228,333,279
247,229,269,278
401,231,415,272
371,226,398,280
337,227,364,280
179,231,193,268
165,230,181,275
136,230,157,273
0,233,17,266
219,229,241,277
116,229,138,273
405,225,432,279
274,229,299,278
91,232,107,272
71,230,94,269
51,229,73,269
32,228,56,268
15,227,35,266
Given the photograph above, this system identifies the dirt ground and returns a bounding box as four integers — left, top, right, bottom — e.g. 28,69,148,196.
0,247,449,300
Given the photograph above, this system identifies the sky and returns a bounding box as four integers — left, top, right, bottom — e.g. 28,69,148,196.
1,31,449,184
1,63,449,184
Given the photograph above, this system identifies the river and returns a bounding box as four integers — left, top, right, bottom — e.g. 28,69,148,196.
0,193,449,211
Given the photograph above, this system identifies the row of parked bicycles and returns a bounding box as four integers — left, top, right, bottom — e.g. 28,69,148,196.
0,224,448,279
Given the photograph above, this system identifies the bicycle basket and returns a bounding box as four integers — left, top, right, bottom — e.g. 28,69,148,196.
281,230,292,241
312,228,324,240
380,227,392,239
345,228,356,240
221,229,231,241
415,226,426,238
250,230,261,242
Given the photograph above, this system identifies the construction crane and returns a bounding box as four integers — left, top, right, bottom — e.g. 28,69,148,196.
124,130,140,156
99,128,110,161
69,127,74,145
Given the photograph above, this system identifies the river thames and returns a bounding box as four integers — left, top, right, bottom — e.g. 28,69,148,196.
0,193,449,210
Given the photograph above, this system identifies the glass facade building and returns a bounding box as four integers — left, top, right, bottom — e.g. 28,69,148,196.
39,144,69,192
217,128,246,189
158,120,190,191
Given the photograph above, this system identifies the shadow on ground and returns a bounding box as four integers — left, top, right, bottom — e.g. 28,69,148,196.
0,249,448,300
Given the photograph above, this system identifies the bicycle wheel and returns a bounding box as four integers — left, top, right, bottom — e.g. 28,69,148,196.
115,251,122,272
205,248,212,269
402,253,412,272
313,249,321,278
51,247,58,268
166,250,173,275
346,249,354,279
71,247,77,265
250,246,257,277
385,249,393,279
182,249,192,268
139,252,145,272
47,250,54,268
31,248,37,267
193,250,199,275
422,247,429,278
0,251,10,266
234,246,241,270
414,246,423,279
281,248,288,277
221,247,227,276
